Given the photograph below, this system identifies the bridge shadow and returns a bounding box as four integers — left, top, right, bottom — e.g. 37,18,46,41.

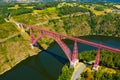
35,42,68,65
43,50,68,64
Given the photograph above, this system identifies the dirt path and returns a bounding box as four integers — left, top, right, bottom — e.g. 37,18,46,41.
0,33,20,43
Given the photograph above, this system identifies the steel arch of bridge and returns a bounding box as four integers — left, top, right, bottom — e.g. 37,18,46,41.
22,24,120,69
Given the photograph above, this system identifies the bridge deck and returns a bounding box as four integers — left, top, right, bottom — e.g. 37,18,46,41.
25,25,120,54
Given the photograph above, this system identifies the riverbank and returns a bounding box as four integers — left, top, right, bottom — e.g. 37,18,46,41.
0,29,41,75
59,49,120,80
0,20,41,75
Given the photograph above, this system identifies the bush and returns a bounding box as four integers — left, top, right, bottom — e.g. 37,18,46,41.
79,50,120,69
57,6,89,16
10,8,33,16
0,15,5,24
33,2,58,10
94,6,104,11
58,64,74,80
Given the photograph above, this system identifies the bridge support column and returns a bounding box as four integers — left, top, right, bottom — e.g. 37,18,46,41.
32,33,43,46
70,41,79,68
17,23,25,32
29,28,35,48
93,48,101,70
70,59,79,68
30,28,43,48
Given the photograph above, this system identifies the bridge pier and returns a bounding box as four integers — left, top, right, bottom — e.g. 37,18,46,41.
30,43,39,48
29,27,44,49
70,59,79,68
92,48,101,70
55,38,79,68
92,64,99,70
16,23,25,32
30,44,34,49
70,41,79,68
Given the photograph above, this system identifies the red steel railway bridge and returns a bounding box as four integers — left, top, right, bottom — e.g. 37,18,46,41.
18,23,120,70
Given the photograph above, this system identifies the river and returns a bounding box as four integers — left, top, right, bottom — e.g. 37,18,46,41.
0,36,120,80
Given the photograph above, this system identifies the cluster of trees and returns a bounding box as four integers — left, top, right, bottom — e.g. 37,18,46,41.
61,15,91,36
81,68,120,80
104,3,117,9
60,13,120,37
9,8,33,16
79,50,120,69
0,3,34,24
0,2,14,7
0,7,9,23
58,64,74,80
79,50,120,80
0,15,5,24
33,2,58,10
94,6,104,11
89,13,120,36
57,5,89,16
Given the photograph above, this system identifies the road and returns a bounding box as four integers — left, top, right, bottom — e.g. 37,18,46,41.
71,62,86,80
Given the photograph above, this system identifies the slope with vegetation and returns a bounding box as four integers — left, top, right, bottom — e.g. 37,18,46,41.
0,2,120,77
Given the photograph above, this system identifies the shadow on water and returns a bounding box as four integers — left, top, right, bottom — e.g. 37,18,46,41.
0,40,70,80
35,42,68,64
43,50,68,64
0,54,55,80
27,55,55,80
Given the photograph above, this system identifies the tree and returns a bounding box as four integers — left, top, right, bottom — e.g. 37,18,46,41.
58,64,74,80
94,6,104,11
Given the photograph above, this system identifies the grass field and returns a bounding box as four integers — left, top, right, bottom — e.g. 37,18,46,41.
25,6,34,9
33,10,42,14
0,21,39,74
114,5,120,9
91,9,105,15
0,35,39,74
8,4,19,9
0,22,18,39
13,7,58,25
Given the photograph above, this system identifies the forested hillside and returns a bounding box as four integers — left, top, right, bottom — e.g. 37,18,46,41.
1,2,119,36
1,0,120,3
